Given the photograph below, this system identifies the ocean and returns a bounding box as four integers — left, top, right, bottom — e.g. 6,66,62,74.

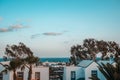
0,57,70,63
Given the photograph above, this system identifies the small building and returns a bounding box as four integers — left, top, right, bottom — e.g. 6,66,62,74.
63,60,99,80
0,61,49,80
63,59,116,80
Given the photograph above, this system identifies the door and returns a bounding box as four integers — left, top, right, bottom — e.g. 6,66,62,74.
35,72,40,80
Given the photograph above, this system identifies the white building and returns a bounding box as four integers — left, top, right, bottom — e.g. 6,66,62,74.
63,65,81,80
63,60,114,80
0,61,49,80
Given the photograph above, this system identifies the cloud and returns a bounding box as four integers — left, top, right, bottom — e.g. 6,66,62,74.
31,34,41,39
0,24,29,33
0,28,12,32
10,24,23,29
10,24,29,29
31,32,62,39
31,31,67,39
42,32,63,36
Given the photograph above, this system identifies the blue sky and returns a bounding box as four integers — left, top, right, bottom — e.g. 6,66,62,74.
0,0,120,57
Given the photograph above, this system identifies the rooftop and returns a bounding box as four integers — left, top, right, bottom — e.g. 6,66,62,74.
77,60,93,68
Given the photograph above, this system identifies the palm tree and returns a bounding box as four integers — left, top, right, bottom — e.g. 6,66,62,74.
1,43,26,80
4,42,39,80
24,56,39,80
89,76,100,80
0,59,23,80
18,42,39,80
99,62,120,80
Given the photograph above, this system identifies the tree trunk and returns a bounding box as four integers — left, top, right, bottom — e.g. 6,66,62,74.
13,69,16,80
28,65,32,80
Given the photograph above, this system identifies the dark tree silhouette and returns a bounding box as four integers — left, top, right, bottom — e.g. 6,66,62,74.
70,38,120,65
1,42,39,80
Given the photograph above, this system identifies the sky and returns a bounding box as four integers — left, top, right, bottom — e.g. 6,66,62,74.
0,0,120,57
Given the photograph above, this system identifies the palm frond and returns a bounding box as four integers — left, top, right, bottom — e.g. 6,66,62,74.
89,76,100,80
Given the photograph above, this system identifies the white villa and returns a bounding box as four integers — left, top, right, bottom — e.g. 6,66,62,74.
0,58,115,80
63,60,114,80
0,61,49,80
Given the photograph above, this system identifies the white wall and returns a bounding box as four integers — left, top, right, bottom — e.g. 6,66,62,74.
63,61,115,80
63,66,82,80
77,68,85,79
15,66,49,80
84,62,107,80
85,62,98,80
32,66,49,80
0,62,49,80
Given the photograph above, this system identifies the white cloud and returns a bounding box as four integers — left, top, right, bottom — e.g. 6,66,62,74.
0,24,29,33
10,24,29,29
31,34,41,39
31,31,67,39
11,24,23,29
43,32,62,36
0,28,12,32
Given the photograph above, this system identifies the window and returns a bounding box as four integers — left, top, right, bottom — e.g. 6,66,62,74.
35,72,40,80
77,78,85,80
0,73,3,80
71,71,76,80
17,72,24,80
91,70,97,77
